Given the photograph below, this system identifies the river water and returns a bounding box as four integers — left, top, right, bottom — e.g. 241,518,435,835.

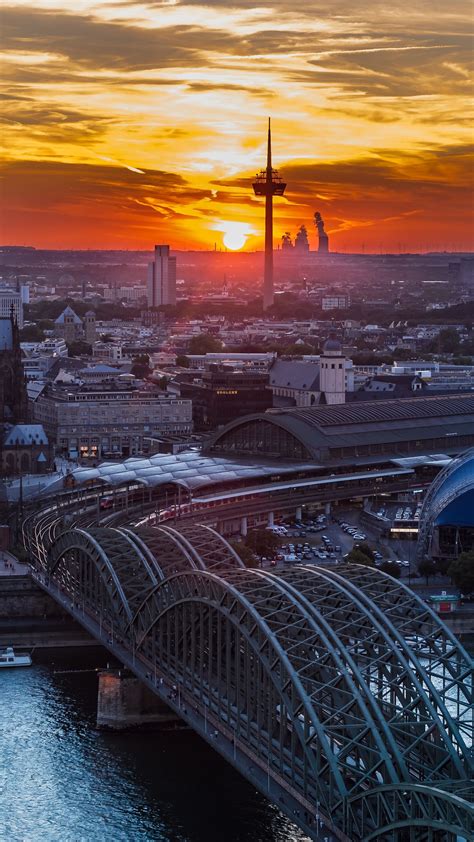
0,649,308,842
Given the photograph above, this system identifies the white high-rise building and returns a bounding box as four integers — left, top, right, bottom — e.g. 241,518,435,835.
319,336,346,404
147,245,176,308
0,288,24,327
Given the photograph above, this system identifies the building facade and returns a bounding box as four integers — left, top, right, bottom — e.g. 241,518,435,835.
319,337,346,404
147,245,177,308
268,341,353,407
0,288,24,329
180,367,272,430
322,294,351,311
34,382,192,459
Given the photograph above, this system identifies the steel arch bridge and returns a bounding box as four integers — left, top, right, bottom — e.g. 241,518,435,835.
28,521,473,842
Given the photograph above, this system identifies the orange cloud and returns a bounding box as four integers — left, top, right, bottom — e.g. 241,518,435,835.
1,1,473,251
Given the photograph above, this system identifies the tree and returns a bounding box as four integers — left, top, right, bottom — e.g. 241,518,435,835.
67,340,92,357
418,557,438,584
428,327,461,354
188,334,223,355
378,560,401,578
448,551,474,594
282,342,316,357
245,529,280,559
176,355,189,367
20,324,44,342
231,541,259,568
131,354,151,379
353,542,375,562
346,548,374,566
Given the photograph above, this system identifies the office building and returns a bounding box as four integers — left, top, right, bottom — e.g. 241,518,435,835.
0,288,25,328
33,380,192,459
147,245,176,308
179,366,272,430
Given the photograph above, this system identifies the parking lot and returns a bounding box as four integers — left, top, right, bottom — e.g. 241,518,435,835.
261,507,412,576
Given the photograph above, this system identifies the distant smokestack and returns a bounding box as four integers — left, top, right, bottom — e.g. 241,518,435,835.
314,211,329,253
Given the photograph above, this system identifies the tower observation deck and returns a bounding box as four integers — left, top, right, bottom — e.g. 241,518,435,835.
253,119,286,310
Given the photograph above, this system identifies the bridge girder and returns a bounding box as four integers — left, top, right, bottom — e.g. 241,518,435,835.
35,521,474,840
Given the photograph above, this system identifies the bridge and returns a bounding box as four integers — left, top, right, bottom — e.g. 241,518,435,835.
23,507,474,842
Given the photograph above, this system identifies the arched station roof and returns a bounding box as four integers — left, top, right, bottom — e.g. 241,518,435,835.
206,394,474,461
39,450,317,496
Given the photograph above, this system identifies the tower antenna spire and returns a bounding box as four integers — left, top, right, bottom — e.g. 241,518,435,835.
253,119,286,310
267,117,272,172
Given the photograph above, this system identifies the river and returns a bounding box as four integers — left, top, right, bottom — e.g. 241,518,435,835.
0,648,308,842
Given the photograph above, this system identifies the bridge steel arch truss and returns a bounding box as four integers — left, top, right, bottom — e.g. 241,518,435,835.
39,524,473,841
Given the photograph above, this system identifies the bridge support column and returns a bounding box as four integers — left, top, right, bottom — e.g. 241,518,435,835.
240,516,248,537
295,506,302,521
97,669,179,730
363,497,369,511
324,502,331,517
267,511,274,528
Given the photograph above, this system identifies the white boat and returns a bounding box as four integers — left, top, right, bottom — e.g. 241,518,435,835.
0,646,32,668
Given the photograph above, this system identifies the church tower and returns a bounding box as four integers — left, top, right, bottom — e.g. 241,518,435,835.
84,311,96,344
320,335,346,405
0,311,29,423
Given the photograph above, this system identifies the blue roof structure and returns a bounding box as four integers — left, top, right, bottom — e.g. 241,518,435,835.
417,448,474,557
54,306,82,325
3,424,49,446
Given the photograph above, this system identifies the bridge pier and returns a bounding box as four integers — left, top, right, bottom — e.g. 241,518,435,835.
97,669,180,730
240,516,248,537
295,506,302,521
267,511,274,528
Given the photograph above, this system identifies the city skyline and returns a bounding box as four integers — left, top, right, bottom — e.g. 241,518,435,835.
1,0,473,252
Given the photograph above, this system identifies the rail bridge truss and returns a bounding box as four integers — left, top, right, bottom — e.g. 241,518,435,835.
24,517,473,841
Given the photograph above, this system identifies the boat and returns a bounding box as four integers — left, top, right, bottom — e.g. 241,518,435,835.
0,646,32,668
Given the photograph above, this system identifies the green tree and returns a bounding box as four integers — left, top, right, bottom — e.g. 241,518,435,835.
378,560,401,578
428,327,461,354
346,548,375,566
418,557,438,584
188,334,223,354
353,542,375,562
448,551,474,594
282,342,316,357
231,541,259,568
245,529,280,559
20,324,44,342
176,354,190,367
67,340,92,357
131,354,151,378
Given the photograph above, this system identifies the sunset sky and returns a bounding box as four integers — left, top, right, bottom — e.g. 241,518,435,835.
1,0,473,251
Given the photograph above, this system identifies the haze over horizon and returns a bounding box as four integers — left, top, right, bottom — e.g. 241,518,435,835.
1,0,473,253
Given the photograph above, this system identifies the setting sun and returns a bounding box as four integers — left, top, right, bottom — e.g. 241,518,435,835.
217,221,254,251
223,230,246,250
1,1,472,251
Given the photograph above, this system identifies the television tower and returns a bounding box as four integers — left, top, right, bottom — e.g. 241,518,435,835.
253,119,286,309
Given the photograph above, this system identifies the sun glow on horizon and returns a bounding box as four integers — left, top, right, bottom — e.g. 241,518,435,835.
1,0,472,251
215,221,255,251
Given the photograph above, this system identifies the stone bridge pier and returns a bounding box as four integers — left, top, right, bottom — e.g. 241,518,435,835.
97,669,181,730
